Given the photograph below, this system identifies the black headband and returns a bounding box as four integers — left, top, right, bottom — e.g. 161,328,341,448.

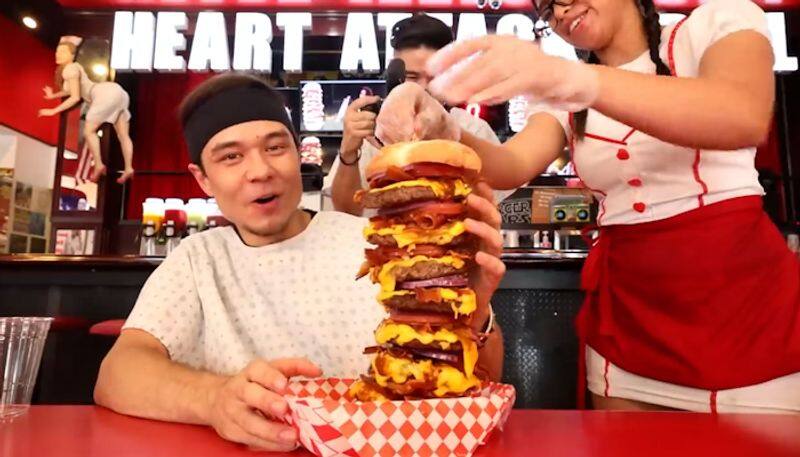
183,85,297,165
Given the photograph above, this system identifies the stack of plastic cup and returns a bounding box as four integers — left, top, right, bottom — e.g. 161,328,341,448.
0,317,53,419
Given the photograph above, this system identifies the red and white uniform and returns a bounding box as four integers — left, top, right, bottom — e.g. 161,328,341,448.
533,0,800,413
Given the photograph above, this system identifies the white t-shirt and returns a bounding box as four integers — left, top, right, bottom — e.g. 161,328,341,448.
123,211,384,377
324,107,516,206
530,0,769,226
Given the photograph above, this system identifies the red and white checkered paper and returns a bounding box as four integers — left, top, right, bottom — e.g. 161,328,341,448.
283,378,516,457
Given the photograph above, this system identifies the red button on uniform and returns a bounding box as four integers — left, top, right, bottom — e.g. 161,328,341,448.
633,202,646,213
628,178,642,187
617,149,630,160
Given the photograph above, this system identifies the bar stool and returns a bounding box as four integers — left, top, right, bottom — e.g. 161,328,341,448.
50,316,91,332
89,319,126,337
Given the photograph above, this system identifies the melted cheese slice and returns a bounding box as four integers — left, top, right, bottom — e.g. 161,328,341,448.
449,289,477,318
375,322,459,350
374,324,479,379
433,365,481,397
377,289,477,318
369,178,471,198
373,353,432,385
371,351,481,397
375,255,466,292
364,220,467,249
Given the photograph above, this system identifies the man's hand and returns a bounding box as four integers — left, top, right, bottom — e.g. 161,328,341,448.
38,108,56,117
43,86,55,100
206,358,322,452
463,181,506,332
341,95,381,162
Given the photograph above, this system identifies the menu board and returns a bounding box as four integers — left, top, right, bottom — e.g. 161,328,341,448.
300,80,387,132
275,88,301,134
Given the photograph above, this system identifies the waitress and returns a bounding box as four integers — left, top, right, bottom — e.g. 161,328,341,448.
376,0,800,413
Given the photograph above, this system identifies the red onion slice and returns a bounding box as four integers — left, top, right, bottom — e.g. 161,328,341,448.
375,345,463,366
397,275,468,290
377,200,438,217
405,348,462,365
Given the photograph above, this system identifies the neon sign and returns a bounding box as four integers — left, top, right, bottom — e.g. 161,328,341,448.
60,0,800,12
109,11,798,74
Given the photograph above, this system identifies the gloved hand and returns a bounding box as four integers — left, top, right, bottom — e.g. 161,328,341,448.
426,35,600,112
340,95,381,160
375,82,461,145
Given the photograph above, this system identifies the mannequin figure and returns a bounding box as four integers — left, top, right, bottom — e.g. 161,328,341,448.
39,38,134,184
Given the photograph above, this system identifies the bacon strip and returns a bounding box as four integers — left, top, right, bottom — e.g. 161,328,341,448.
368,162,476,189
370,202,466,230
415,288,446,304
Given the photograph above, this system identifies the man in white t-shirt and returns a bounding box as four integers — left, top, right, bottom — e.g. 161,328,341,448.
94,74,506,452
327,14,514,215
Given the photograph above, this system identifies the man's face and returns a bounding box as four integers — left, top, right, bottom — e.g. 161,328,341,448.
188,120,302,246
394,46,439,90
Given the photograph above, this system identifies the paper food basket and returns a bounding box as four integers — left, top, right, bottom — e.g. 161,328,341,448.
284,378,516,457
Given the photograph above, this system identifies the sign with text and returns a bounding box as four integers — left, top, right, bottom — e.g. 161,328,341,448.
109,10,798,74
60,0,800,12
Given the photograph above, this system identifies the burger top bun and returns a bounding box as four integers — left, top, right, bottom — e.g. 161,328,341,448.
366,140,482,181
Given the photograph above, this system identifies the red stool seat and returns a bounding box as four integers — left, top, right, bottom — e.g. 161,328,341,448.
50,316,91,332
89,319,126,337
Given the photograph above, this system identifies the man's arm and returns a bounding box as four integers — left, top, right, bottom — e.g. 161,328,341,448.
331,96,380,215
330,149,367,216
95,329,322,451
463,182,507,383
93,243,321,451
94,329,223,425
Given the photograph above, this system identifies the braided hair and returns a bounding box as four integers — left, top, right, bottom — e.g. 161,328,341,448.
573,0,671,139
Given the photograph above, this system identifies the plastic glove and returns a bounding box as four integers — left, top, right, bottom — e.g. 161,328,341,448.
340,95,381,159
426,35,599,112
375,82,461,145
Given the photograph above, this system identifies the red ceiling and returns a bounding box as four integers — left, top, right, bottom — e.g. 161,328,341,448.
52,0,800,12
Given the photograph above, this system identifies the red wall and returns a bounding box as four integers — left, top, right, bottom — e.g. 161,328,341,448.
0,15,60,145
125,72,212,218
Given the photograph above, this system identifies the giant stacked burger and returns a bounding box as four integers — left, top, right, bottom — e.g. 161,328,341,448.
349,140,486,401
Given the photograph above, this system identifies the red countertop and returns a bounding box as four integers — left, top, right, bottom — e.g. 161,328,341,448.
3,406,799,457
